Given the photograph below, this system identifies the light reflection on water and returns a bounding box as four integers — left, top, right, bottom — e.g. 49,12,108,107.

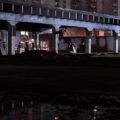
0,99,91,120
0,95,120,120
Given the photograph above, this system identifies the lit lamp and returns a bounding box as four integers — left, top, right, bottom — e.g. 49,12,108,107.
54,116,59,120
98,30,104,37
31,39,34,43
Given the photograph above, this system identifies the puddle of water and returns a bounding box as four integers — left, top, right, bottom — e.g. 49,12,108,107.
0,91,120,120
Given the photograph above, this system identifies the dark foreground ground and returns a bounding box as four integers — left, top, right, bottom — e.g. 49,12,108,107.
0,54,120,98
0,53,120,119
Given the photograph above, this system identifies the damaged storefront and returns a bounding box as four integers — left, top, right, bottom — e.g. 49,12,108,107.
59,28,86,53
92,29,114,53
58,28,115,54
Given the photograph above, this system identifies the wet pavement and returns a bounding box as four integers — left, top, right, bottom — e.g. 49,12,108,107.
0,54,120,119
0,94,120,120
0,62,120,119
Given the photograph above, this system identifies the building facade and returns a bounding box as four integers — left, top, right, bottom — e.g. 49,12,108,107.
97,0,119,16
55,0,71,8
70,0,120,16
71,0,89,11
118,0,120,16
41,0,55,6
55,0,120,16
12,0,41,5
9,0,120,16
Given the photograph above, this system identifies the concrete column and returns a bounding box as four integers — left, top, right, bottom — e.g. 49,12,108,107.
114,31,119,53
53,25,60,54
36,33,40,50
55,33,59,54
12,4,14,12
8,21,16,55
34,32,40,50
21,5,24,13
1,30,8,55
31,6,33,14
86,29,92,54
6,31,8,54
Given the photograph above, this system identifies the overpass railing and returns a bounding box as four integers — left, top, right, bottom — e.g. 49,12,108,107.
0,0,120,25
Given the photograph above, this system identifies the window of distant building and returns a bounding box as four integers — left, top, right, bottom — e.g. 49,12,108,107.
71,0,75,4
55,0,59,2
63,0,66,3
77,6,80,10
55,3,59,7
114,0,117,3
22,0,28,2
63,5,66,8
71,5,75,9
55,0,60,7
90,0,96,2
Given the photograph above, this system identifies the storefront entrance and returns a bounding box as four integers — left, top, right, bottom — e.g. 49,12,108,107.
92,29,114,53
15,31,36,54
39,34,53,52
58,27,86,54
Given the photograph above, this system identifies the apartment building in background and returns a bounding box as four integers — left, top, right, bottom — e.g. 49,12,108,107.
118,0,120,16
41,0,55,6
97,0,119,16
71,0,89,11
11,0,41,4
55,0,71,8
70,0,120,16
10,0,120,16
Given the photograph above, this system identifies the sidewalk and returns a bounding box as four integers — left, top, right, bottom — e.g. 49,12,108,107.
91,52,120,58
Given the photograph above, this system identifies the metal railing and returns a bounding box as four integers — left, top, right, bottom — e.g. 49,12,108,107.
0,0,120,25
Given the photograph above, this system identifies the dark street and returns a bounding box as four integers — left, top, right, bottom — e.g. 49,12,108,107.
0,64,120,97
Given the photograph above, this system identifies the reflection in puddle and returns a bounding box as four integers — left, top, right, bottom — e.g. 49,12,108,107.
0,100,91,120
0,94,120,120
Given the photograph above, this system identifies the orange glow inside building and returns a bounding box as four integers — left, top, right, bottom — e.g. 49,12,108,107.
61,28,113,38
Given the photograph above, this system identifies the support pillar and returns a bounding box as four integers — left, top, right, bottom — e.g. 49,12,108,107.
36,32,40,50
114,31,119,53
86,29,92,54
53,25,60,54
1,30,8,55
8,21,16,55
55,33,59,54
